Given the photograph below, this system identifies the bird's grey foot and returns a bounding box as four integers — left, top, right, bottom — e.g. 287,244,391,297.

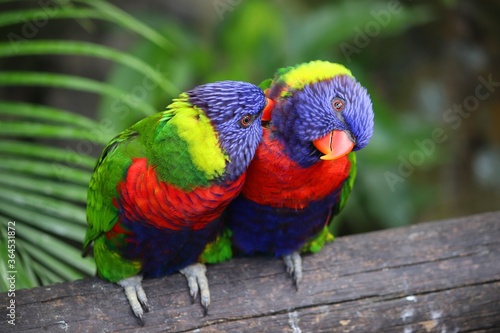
180,263,210,315
118,275,150,326
283,251,303,290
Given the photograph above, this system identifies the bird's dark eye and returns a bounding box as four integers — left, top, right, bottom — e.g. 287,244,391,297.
332,98,346,112
239,114,254,128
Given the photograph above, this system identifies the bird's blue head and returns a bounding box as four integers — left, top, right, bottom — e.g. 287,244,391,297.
266,61,374,167
187,81,269,180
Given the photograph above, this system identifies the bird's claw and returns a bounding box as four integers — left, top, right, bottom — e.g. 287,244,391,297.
118,275,149,326
283,252,303,290
180,263,210,315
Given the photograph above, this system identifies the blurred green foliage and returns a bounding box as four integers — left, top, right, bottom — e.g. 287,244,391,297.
99,0,438,233
1,0,499,290
0,0,176,290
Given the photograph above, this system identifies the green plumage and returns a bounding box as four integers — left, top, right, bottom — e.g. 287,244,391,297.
84,93,232,254
83,80,267,323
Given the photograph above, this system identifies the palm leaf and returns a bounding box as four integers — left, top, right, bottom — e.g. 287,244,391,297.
0,0,174,291
79,0,173,51
0,172,87,202
0,158,92,185
0,140,97,169
0,101,98,130
0,42,177,95
0,188,86,225
0,1,172,51
0,71,156,116
0,121,108,143
0,202,86,242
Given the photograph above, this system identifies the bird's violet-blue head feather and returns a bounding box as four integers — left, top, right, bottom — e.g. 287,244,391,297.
268,61,374,166
187,80,266,180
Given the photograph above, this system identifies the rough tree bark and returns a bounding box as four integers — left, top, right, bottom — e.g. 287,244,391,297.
1,211,499,332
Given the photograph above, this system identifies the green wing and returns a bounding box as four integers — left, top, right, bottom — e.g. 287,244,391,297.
199,228,233,264
331,151,357,219
83,94,220,251
301,152,357,253
82,108,175,250
83,128,143,250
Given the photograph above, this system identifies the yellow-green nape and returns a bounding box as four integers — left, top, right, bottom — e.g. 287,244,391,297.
162,92,229,181
278,60,353,91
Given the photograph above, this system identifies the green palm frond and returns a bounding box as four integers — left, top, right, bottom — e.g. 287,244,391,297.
0,1,172,51
0,42,177,96
0,0,174,291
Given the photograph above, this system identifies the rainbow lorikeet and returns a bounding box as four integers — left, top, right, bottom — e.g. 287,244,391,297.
83,81,270,324
222,61,374,287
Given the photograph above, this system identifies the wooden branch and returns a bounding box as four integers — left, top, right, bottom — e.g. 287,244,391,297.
2,211,500,332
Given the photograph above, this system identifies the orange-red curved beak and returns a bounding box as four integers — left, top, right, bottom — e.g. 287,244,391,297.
313,130,355,160
262,88,275,121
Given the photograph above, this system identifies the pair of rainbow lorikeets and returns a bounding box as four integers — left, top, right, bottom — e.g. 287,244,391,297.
83,60,374,324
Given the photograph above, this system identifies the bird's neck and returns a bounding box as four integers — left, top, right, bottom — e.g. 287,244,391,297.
271,128,322,168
